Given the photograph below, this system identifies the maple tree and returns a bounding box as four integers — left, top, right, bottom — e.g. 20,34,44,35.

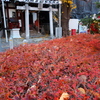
61,0,92,37
0,34,100,99
61,0,76,37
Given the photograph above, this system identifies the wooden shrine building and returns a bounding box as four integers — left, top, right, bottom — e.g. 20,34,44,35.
0,0,62,39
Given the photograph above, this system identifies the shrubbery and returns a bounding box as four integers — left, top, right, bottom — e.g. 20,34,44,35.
0,34,100,100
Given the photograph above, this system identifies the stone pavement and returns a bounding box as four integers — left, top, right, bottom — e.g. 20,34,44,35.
0,34,52,52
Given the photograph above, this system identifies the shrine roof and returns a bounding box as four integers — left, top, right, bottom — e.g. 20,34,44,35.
15,0,61,5
0,0,10,2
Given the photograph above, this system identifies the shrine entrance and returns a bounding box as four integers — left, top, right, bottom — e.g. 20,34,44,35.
15,0,61,39
18,10,50,38
38,11,49,34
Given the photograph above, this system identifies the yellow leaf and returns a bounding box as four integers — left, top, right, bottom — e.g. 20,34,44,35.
78,88,86,94
59,92,69,100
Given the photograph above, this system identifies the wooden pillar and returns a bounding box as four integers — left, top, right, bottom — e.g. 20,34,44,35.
58,1,62,38
2,0,8,42
16,10,19,19
21,11,24,33
25,3,29,39
49,5,54,39
6,3,9,20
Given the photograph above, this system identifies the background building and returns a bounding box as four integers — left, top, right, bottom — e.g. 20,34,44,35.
71,0,99,19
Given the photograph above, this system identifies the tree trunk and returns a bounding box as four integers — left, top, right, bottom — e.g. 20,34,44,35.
61,3,71,37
